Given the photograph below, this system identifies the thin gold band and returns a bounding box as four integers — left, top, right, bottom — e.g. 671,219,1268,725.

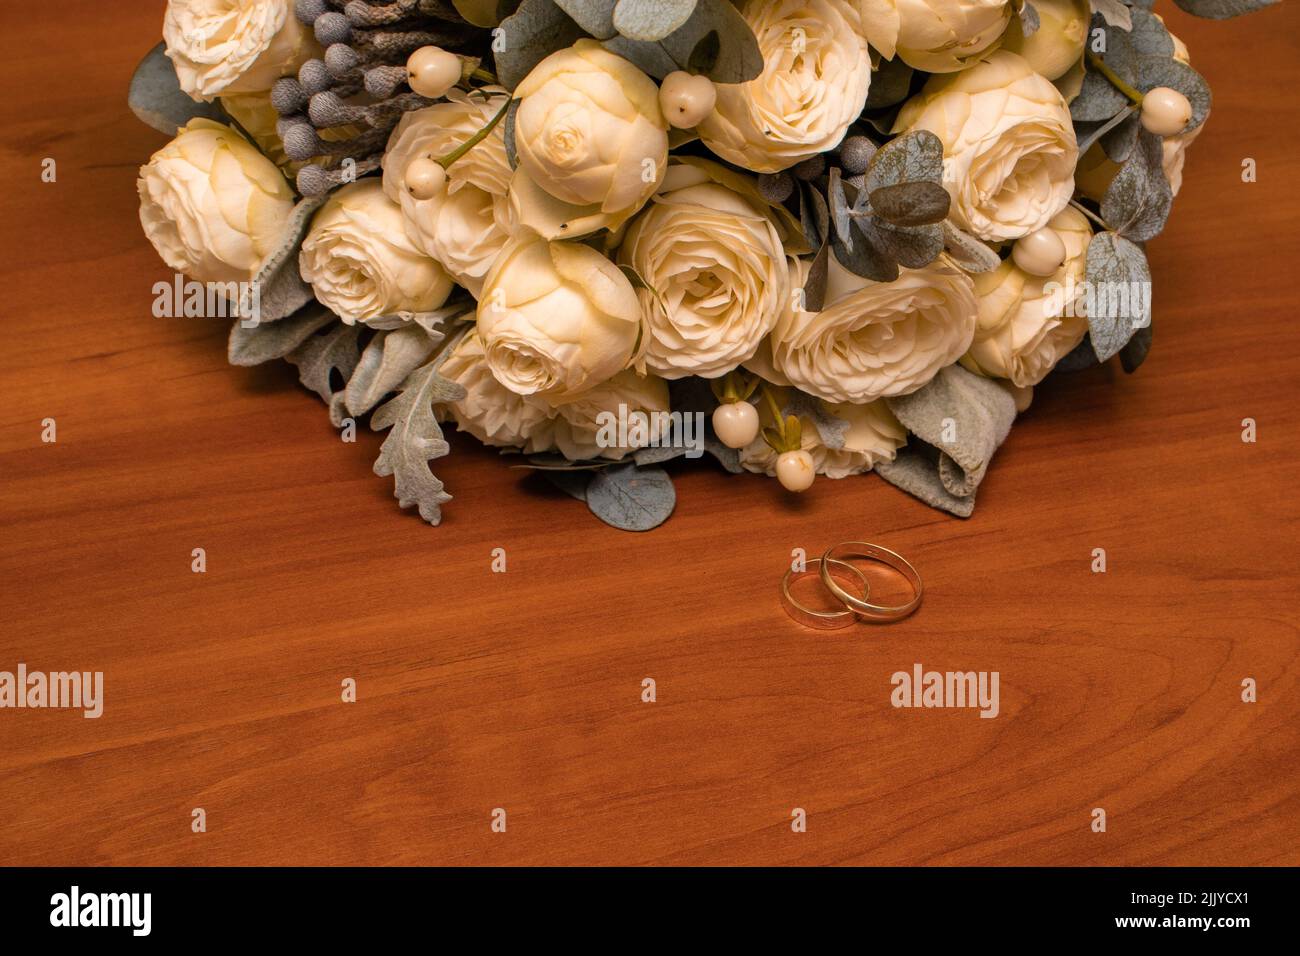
781,557,869,630
818,542,923,623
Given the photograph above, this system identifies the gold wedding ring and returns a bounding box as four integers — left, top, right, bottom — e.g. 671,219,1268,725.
818,542,923,623
781,557,870,630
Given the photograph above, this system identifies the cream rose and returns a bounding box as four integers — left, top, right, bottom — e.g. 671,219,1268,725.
299,179,454,324
699,0,872,174
138,118,295,284
894,51,1078,242
739,386,907,479
761,256,978,404
891,0,1011,73
551,370,672,461
475,237,642,402
617,161,790,379
513,40,668,227
959,206,1091,387
1000,0,1089,81
436,331,559,453
383,91,513,296
163,0,317,101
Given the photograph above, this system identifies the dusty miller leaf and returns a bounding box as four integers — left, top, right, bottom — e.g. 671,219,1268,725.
586,462,676,531
1085,231,1152,362
128,42,223,134
784,392,848,451
228,304,336,367
239,193,328,324
345,324,444,417
287,322,363,403
371,351,469,526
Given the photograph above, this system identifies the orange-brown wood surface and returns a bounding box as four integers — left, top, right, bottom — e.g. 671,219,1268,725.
1,2,1297,866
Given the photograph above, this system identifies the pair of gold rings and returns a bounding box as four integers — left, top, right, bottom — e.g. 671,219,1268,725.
780,542,923,629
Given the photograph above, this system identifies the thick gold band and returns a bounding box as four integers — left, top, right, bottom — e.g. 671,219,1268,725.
781,557,869,630
818,542,923,623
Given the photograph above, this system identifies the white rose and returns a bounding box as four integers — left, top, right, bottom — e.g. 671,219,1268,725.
617,160,791,379
551,370,672,461
299,179,454,324
513,40,668,227
959,206,1091,387
1000,0,1089,81
436,331,559,453
890,0,1012,73
476,236,642,402
383,91,513,296
761,255,978,404
739,386,907,479
699,0,872,174
138,118,296,284
894,51,1078,242
163,0,318,101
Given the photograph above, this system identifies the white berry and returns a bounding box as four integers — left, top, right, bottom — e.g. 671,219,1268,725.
1011,227,1067,277
407,46,461,99
776,450,815,492
1140,87,1192,137
404,156,447,200
659,71,717,129
712,401,760,449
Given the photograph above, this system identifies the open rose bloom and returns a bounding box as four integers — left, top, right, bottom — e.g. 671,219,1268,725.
131,0,1252,528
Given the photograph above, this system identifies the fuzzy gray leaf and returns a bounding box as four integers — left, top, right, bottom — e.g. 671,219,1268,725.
228,304,336,367
1102,128,1172,242
371,355,468,526
941,221,1001,274
129,42,223,134
784,392,848,451
494,0,588,90
287,322,363,403
586,462,676,531
345,324,443,417
239,193,328,324
612,0,697,41
1171,0,1277,17
1085,231,1152,362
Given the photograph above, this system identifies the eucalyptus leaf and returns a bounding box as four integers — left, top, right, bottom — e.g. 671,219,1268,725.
1018,1,1041,35
865,129,945,193
228,304,336,367
1090,0,1133,29
239,193,329,324
863,219,944,270
1053,334,1101,373
345,324,443,417
371,350,469,526
601,35,681,78
503,97,520,169
541,469,592,500
287,322,363,403
941,221,1001,274
586,462,676,531
129,42,223,134
869,180,951,227
1101,128,1172,242
1100,110,1141,162
1085,231,1152,362
552,0,618,36
1120,321,1153,373
493,0,587,90
827,168,852,248
656,0,762,83
1171,0,1277,17
612,0,697,41
1128,7,1174,57
658,377,743,472
864,57,914,110
832,219,899,283
803,241,834,309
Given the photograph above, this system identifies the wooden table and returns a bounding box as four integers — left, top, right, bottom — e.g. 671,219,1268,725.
1,2,1296,866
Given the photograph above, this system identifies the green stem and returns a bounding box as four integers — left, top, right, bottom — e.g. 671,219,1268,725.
1086,51,1144,107
437,96,512,171
1069,198,1110,232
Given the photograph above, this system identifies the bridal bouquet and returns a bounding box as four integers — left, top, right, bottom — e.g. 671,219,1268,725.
130,0,1272,530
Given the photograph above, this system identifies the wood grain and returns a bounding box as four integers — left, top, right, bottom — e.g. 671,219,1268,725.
0,2,1297,866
